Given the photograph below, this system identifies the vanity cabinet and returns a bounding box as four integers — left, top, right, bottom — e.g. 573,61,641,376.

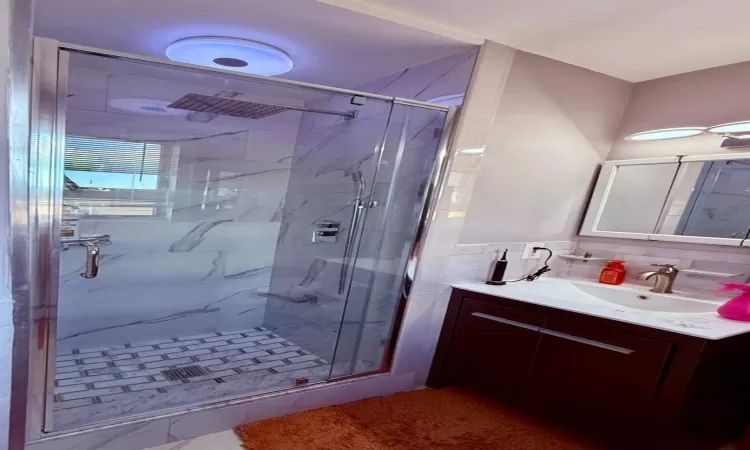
428,288,750,447
525,319,670,429
445,300,544,402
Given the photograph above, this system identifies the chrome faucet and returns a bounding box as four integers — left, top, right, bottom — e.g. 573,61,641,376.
637,264,679,294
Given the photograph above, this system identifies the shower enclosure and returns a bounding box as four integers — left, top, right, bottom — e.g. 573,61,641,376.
25,38,457,435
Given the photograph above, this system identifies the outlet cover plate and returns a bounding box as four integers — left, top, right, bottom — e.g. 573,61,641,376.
521,242,546,260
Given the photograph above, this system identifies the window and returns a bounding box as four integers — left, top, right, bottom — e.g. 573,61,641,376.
63,137,174,217
64,136,162,190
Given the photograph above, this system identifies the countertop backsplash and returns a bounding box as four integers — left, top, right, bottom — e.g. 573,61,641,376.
446,241,575,284
567,238,750,293
446,238,750,295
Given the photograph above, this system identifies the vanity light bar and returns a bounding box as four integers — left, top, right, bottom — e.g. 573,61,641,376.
627,120,750,142
625,127,706,141
707,121,750,134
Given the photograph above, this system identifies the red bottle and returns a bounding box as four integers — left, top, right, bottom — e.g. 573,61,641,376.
599,260,626,285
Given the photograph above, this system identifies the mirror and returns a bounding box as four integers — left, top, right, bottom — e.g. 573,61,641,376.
656,160,750,239
597,162,678,233
581,154,750,245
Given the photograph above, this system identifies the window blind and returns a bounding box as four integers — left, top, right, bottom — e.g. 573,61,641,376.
65,136,162,176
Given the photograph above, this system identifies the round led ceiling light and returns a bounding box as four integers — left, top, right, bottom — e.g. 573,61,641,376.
625,127,706,141
707,121,750,134
165,37,294,76
109,98,189,117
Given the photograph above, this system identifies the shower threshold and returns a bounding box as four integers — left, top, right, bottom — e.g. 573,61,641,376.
52,327,329,430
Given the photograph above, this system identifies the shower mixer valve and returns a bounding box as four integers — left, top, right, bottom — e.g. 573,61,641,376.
312,221,340,243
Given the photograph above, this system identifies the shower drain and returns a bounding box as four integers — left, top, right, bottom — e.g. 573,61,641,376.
161,366,209,381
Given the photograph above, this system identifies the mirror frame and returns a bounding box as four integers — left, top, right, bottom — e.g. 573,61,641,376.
580,152,750,246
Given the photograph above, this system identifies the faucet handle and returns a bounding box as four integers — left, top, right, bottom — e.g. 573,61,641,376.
651,264,678,273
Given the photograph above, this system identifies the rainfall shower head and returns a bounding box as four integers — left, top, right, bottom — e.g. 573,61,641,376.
168,93,289,120
168,93,360,120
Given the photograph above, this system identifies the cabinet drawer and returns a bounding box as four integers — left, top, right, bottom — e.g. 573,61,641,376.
445,299,545,401
526,318,672,430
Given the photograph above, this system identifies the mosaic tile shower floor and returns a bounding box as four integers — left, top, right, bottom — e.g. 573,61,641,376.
53,327,330,429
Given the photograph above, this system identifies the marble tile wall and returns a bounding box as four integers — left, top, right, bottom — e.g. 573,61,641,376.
59,113,302,352
265,49,478,369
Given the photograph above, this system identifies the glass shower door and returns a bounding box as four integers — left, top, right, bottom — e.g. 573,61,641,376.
47,48,393,431
329,104,451,378
262,96,395,380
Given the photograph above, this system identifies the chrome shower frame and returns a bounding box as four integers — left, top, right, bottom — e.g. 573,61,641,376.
17,36,459,443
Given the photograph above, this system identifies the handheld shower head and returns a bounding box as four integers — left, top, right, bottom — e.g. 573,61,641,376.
351,170,366,194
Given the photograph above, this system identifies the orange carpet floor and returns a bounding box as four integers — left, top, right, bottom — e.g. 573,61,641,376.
234,387,602,449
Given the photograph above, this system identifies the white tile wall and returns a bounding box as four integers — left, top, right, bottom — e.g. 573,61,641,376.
445,238,750,295
569,238,750,292
447,241,575,282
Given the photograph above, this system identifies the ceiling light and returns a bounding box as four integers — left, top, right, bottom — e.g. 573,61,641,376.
109,98,189,117
166,37,294,76
625,127,705,141
707,121,750,134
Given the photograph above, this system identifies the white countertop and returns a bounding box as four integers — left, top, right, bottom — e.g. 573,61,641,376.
451,278,750,340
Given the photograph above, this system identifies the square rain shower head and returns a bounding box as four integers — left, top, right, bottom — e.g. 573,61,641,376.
168,93,289,119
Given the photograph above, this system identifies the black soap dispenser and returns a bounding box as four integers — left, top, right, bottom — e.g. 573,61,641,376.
486,249,508,285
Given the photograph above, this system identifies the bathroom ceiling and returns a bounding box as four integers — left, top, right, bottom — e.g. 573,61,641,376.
33,0,473,89
319,0,750,82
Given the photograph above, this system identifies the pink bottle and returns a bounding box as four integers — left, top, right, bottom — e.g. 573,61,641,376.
714,283,750,322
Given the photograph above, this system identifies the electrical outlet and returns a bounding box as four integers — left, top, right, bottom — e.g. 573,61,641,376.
521,242,546,260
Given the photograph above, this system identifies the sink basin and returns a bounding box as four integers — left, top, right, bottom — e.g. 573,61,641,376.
572,282,719,313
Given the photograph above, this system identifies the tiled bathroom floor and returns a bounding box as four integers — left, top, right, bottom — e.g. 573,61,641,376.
54,327,329,429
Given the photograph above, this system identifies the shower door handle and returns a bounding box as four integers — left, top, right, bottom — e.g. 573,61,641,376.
80,243,100,279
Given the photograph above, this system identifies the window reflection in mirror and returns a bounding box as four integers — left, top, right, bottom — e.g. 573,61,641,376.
656,159,750,239
597,163,678,233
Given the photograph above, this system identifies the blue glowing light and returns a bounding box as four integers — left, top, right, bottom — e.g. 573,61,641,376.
165,37,294,76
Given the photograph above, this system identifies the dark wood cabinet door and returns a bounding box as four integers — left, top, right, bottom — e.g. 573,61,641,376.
445,298,545,402
525,318,672,432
